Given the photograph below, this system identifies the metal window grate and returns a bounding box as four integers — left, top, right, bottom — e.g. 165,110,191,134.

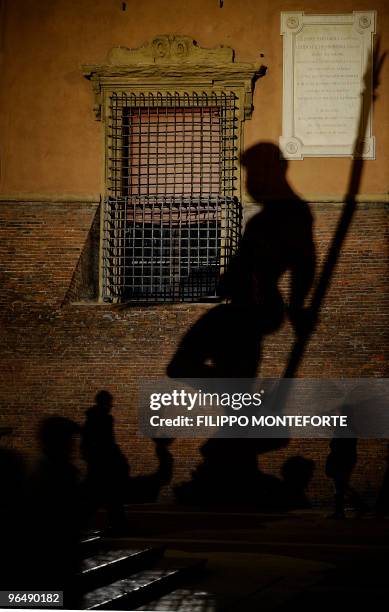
103,195,241,302
103,91,241,302
108,91,238,198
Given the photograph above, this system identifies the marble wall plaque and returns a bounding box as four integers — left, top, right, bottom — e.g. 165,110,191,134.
280,12,376,159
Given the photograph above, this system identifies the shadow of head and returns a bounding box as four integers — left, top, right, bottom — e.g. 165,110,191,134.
95,389,113,414
241,142,296,202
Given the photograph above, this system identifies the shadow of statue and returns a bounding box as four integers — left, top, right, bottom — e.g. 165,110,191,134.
174,437,285,508
168,142,316,508
168,143,315,380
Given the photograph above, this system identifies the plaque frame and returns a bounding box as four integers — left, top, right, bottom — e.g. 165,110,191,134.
280,11,376,160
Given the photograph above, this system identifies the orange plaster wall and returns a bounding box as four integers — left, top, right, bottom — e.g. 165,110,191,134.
0,0,388,199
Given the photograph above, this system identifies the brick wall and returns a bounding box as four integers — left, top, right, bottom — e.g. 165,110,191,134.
0,200,388,506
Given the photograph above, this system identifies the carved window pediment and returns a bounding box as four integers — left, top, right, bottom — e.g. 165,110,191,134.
107,34,235,65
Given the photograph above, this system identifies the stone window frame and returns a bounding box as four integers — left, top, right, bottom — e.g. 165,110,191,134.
83,35,264,302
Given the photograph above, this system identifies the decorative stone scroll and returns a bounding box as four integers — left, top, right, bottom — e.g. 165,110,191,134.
82,34,266,121
107,34,234,65
279,12,376,159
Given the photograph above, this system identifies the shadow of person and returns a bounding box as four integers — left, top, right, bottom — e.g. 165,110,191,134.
81,390,129,533
376,443,389,517
26,416,82,604
325,404,367,519
168,142,316,508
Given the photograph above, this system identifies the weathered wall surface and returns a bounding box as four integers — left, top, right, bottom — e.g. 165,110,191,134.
0,0,388,200
0,0,388,505
0,200,387,504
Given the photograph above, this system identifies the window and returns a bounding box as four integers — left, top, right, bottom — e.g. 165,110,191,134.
83,35,263,303
103,92,240,302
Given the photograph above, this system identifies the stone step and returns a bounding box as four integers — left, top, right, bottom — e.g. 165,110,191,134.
79,534,103,558
80,558,207,610
77,546,165,593
135,587,217,611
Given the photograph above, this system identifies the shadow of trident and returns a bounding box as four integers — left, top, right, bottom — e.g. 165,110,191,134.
283,40,387,379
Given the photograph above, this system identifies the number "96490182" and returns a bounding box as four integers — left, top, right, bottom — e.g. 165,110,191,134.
0,592,63,607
